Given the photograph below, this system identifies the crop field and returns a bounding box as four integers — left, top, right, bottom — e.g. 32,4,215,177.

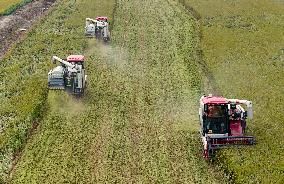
0,0,21,14
0,0,283,183
7,0,229,183
182,0,284,183
0,0,86,181
0,0,32,15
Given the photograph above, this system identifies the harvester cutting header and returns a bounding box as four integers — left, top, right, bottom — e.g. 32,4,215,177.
199,94,255,159
85,16,110,42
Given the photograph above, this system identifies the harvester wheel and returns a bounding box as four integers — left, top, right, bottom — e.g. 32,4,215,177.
203,149,209,159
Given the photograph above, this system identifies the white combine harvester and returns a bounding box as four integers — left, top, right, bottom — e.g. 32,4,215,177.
48,55,87,95
85,16,110,42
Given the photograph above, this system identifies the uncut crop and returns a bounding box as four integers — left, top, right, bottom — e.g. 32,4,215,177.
10,0,229,183
0,0,21,14
0,0,32,15
0,0,87,181
183,0,284,183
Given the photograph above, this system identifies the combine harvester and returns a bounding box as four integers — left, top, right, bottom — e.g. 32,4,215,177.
199,94,255,159
85,17,110,42
48,55,87,95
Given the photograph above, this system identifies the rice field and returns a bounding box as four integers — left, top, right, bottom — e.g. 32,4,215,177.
8,0,228,183
0,0,282,183
0,0,31,15
0,0,21,13
182,0,284,183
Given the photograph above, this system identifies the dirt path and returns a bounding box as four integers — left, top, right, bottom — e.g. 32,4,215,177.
0,0,56,60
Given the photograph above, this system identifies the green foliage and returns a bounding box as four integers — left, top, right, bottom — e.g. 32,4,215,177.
0,0,32,16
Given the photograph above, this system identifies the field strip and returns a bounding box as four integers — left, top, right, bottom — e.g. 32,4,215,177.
8,0,117,183
82,0,228,183
8,0,230,183
180,0,284,183
0,0,86,182
174,0,220,95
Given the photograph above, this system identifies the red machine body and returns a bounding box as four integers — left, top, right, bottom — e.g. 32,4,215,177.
67,55,85,62
199,94,255,159
95,16,108,22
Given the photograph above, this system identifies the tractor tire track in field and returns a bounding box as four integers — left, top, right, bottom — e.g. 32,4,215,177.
177,0,221,95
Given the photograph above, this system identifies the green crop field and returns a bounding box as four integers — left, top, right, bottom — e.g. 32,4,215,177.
0,0,21,13
0,0,32,15
0,0,87,181
182,0,284,183
0,0,283,183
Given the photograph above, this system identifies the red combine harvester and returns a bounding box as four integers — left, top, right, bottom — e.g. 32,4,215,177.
199,94,255,159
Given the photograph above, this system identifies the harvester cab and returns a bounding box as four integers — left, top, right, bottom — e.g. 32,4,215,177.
85,17,110,42
48,55,87,95
95,16,108,28
199,94,255,159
